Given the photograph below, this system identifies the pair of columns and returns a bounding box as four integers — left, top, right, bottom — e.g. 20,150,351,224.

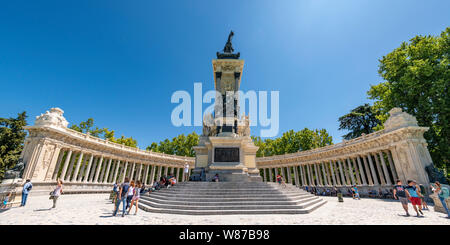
261,150,398,187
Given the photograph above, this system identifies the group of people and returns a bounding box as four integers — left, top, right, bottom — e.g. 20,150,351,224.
112,171,180,217
1,178,63,209
112,178,143,217
394,179,449,218
276,172,450,219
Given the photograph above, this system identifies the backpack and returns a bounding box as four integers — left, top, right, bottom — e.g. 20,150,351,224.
121,184,130,198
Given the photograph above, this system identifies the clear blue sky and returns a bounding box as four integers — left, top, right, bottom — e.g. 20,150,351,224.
1,0,449,148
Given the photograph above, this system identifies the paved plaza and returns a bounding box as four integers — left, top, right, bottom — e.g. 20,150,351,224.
1,194,448,225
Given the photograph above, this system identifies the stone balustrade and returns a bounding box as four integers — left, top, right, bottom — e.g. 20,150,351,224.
256,108,434,194
14,108,194,195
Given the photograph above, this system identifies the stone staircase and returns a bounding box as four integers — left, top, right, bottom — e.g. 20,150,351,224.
138,182,326,215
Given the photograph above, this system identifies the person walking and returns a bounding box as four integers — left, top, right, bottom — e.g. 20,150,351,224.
431,181,450,218
50,180,63,208
405,180,423,217
20,179,32,207
393,179,410,216
418,184,429,210
184,163,190,182
113,178,130,217
127,180,141,215
125,180,135,211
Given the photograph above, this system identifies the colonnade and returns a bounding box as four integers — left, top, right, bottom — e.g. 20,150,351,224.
51,149,191,186
260,150,398,187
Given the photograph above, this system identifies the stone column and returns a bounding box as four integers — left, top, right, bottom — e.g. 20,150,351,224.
329,160,337,186
150,165,156,185
298,165,304,186
112,160,121,183
72,152,84,182
346,158,356,185
143,165,149,184
294,166,299,187
128,162,136,180
356,156,367,185
94,156,104,183
379,151,392,185
157,165,162,180
263,168,267,182
137,163,143,181
103,158,113,183
367,154,379,185
337,160,346,186
373,152,386,185
287,166,292,184
307,164,314,186
321,162,328,186
314,163,321,186
82,155,94,182
342,159,351,185
76,154,88,182
164,165,169,177
60,150,73,181
352,157,362,185
385,150,398,181
52,149,66,180
121,161,128,183
65,151,77,181
274,167,279,179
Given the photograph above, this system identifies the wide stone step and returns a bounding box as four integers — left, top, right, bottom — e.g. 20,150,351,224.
137,200,327,215
138,198,322,210
157,189,302,194
140,195,309,202
147,192,307,199
141,195,317,206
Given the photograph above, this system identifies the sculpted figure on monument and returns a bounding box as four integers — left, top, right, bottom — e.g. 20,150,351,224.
223,31,234,53
425,164,448,184
3,160,25,180
34,107,69,128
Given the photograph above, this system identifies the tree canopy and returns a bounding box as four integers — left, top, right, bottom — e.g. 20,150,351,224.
252,128,333,157
338,103,381,140
146,132,199,157
70,119,137,148
0,112,27,180
367,27,449,171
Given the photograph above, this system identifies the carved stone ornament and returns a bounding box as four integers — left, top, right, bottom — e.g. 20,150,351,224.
34,107,69,128
384,107,418,132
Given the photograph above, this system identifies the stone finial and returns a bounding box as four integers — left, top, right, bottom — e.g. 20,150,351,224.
384,107,418,132
34,107,69,128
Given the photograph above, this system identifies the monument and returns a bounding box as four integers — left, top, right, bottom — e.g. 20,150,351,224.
192,31,261,182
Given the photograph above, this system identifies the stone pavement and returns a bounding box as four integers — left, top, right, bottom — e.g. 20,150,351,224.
0,194,448,225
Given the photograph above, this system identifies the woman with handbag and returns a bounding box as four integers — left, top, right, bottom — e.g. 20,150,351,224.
50,180,63,208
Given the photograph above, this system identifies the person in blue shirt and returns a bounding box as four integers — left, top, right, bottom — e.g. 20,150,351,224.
21,179,32,207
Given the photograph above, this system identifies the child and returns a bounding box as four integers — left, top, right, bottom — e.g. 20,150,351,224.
1,192,11,209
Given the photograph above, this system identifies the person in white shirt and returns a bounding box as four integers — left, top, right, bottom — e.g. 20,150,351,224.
184,163,190,181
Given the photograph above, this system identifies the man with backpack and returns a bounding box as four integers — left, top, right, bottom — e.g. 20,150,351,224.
113,177,130,217
20,179,32,207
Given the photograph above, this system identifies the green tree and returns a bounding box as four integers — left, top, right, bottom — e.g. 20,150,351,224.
252,128,333,157
0,112,27,180
146,132,199,157
367,27,450,172
70,119,138,148
338,103,381,140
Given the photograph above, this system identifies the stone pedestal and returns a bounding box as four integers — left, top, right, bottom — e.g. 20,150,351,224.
194,135,261,182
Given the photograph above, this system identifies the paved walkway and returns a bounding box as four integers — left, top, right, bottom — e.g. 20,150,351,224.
0,194,449,225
